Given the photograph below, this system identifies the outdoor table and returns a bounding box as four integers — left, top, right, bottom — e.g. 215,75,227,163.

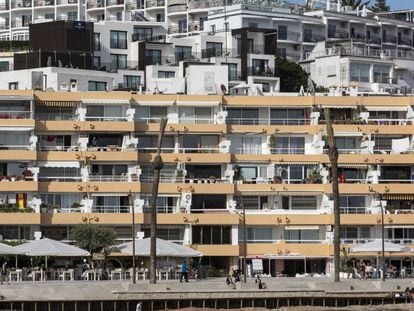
110,269,123,281
32,270,45,281
8,270,22,282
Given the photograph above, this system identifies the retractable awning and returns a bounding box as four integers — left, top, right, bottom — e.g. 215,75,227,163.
284,226,319,230
381,193,414,200
0,126,33,131
35,101,79,107
366,106,407,112
38,161,80,168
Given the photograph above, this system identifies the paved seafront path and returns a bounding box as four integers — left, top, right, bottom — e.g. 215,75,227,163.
0,277,413,302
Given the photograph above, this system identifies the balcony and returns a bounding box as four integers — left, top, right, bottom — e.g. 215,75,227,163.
34,0,55,6
227,117,309,126
57,0,77,4
367,118,408,126
11,0,32,8
247,67,277,78
303,33,325,43
350,33,366,42
91,205,130,213
167,4,186,13
132,33,166,43
11,20,31,28
89,175,137,182
277,31,301,42
367,36,381,45
87,0,104,8
84,116,128,122
269,147,305,155
398,37,412,46
382,35,397,44
145,0,164,7
328,30,349,39
106,0,123,5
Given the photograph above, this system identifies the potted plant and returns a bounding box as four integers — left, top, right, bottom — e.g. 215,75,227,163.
268,134,276,152
71,202,83,211
209,176,217,183
306,169,322,184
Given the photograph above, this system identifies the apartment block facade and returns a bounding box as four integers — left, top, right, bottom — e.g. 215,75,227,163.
0,90,413,276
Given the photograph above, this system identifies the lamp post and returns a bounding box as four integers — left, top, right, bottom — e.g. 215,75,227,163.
237,193,247,283
129,191,136,284
376,192,386,281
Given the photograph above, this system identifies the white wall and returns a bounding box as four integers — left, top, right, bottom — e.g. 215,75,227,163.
186,65,228,95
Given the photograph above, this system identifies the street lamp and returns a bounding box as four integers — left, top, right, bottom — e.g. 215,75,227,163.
375,192,386,281
129,191,136,284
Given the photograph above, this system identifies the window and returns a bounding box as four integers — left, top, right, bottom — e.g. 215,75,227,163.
133,27,152,40
123,75,141,90
178,107,211,124
340,226,370,242
270,109,306,125
142,225,184,242
0,61,9,72
222,63,238,81
339,196,365,214
67,11,77,20
282,196,317,210
8,82,18,90
274,137,305,154
336,137,357,151
251,59,268,76
192,226,231,244
145,49,161,65
205,42,222,57
93,33,100,51
178,19,187,33
235,196,268,210
373,64,390,84
88,81,107,91
303,28,312,41
278,25,287,40
156,13,164,22
199,17,205,31
158,71,175,78
110,54,127,70
110,30,127,49
277,47,287,58
350,63,370,83
239,227,273,243
226,108,259,125
175,46,192,61
328,24,336,38
284,228,320,243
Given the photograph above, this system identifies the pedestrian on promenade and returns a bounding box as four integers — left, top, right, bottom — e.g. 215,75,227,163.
226,274,236,289
1,260,7,285
180,260,188,283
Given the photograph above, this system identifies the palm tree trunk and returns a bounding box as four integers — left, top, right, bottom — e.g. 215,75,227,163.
324,108,340,282
149,118,168,284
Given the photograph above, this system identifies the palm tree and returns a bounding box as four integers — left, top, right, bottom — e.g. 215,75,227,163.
341,0,370,10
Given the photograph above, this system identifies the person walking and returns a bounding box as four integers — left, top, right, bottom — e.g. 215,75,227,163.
180,260,188,283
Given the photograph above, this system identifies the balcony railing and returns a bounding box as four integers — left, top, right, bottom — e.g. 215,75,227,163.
303,33,325,43
327,30,349,39
367,118,408,125
247,67,277,78
382,35,397,44
57,0,77,4
11,20,31,28
398,37,412,46
0,111,31,119
141,176,183,183
233,147,263,155
367,36,382,45
87,0,104,8
38,176,82,182
0,145,31,150
145,0,164,7
167,4,187,13
143,205,176,213
337,148,363,154
34,0,54,6
350,33,366,41
378,179,413,184
277,31,301,41
37,145,80,151
339,207,368,214
84,116,128,122
11,0,32,8
285,240,323,244
132,33,166,43
341,239,373,245
88,175,132,182
270,148,305,154
36,114,74,121
92,205,130,213
137,147,175,153
227,118,308,125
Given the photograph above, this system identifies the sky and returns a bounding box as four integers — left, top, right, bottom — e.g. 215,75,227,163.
290,0,414,10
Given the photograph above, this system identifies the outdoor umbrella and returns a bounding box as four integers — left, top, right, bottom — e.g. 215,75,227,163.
351,240,411,253
15,238,90,267
114,238,202,257
0,242,22,255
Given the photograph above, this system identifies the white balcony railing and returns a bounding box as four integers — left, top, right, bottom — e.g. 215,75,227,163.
89,175,132,182
227,118,310,125
0,145,31,150
368,119,409,126
37,145,80,151
270,147,305,154
92,205,129,213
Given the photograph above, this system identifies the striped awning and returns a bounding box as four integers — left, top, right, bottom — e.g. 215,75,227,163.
381,194,414,201
274,161,319,165
35,101,79,107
